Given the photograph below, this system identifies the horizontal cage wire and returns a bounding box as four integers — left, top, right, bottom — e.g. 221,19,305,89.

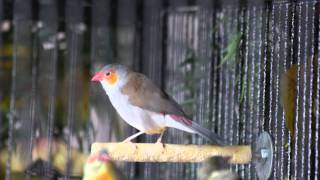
0,0,319,179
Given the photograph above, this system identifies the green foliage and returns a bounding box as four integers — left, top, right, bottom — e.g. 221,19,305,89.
217,32,242,69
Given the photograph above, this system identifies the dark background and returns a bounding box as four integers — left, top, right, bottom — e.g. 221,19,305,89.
0,0,320,179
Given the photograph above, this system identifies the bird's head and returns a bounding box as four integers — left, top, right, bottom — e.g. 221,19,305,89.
83,150,114,180
91,64,129,93
87,149,112,164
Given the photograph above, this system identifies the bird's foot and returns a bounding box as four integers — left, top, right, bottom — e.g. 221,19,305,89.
122,138,132,143
122,139,138,149
155,139,166,149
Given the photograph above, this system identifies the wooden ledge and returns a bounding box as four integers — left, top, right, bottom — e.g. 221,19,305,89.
91,143,251,164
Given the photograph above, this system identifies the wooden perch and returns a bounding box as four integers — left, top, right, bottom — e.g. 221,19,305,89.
91,143,251,164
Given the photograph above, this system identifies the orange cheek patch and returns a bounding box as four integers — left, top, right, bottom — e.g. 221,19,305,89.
104,73,118,85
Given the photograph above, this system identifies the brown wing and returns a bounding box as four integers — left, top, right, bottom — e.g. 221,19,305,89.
121,72,186,117
121,72,226,144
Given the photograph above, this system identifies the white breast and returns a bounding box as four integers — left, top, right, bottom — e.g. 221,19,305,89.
99,80,194,135
104,85,166,134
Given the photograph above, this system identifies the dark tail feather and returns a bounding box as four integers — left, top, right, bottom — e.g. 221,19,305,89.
168,114,226,144
189,122,226,145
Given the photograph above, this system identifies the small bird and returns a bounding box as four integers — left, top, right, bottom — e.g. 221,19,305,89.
280,64,297,138
198,156,241,180
83,150,124,180
91,64,224,144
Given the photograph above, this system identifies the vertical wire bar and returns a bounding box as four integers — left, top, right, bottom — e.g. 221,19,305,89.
185,11,192,177
281,3,290,179
185,12,191,177
249,5,258,179
181,10,188,177
248,5,254,179
285,3,292,178
45,31,58,179
176,11,183,178
236,7,245,175
218,8,226,137
195,4,210,147
255,4,263,177
288,2,296,178
225,5,231,144
306,3,315,179
242,6,249,145
194,4,214,176
288,3,295,67
26,19,39,180
167,10,178,179
274,3,282,179
222,7,228,140
221,7,227,143
280,4,288,178
269,1,275,138
269,3,276,178
65,35,78,179
0,0,3,149
222,7,229,141
37,0,59,178
249,5,255,146
228,6,239,146
64,0,83,178
255,5,265,178
232,4,241,152
191,13,197,179
6,0,32,179
221,8,227,139
243,7,250,179
300,3,308,178
293,3,302,179
165,12,170,179
211,10,221,177
171,12,179,155
207,5,215,147
193,7,200,178
256,4,265,133
166,12,174,179
216,9,223,136
224,7,232,143
6,14,17,180
210,6,218,138
192,11,201,178
212,7,219,146
262,1,270,136
315,5,320,176
250,5,257,138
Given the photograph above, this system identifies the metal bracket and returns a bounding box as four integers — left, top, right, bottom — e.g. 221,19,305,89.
252,132,274,180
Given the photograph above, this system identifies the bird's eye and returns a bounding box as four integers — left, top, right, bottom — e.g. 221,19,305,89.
106,72,111,76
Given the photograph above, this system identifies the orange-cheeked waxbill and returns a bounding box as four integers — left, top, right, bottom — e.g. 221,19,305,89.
91,64,224,144
83,150,124,180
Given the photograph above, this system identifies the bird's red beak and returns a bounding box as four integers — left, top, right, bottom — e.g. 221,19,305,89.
91,72,104,82
98,153,112,162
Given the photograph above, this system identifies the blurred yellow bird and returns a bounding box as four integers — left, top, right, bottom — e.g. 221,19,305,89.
280,64,297,137
83,150,123,180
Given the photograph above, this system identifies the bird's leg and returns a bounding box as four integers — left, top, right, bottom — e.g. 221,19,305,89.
122,131,145,143
155,130,166,148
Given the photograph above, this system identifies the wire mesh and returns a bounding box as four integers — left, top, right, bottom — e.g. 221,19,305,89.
0,0,320,179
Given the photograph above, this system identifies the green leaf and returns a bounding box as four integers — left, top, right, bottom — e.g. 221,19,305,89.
240,75,246,103
216,32,242,69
